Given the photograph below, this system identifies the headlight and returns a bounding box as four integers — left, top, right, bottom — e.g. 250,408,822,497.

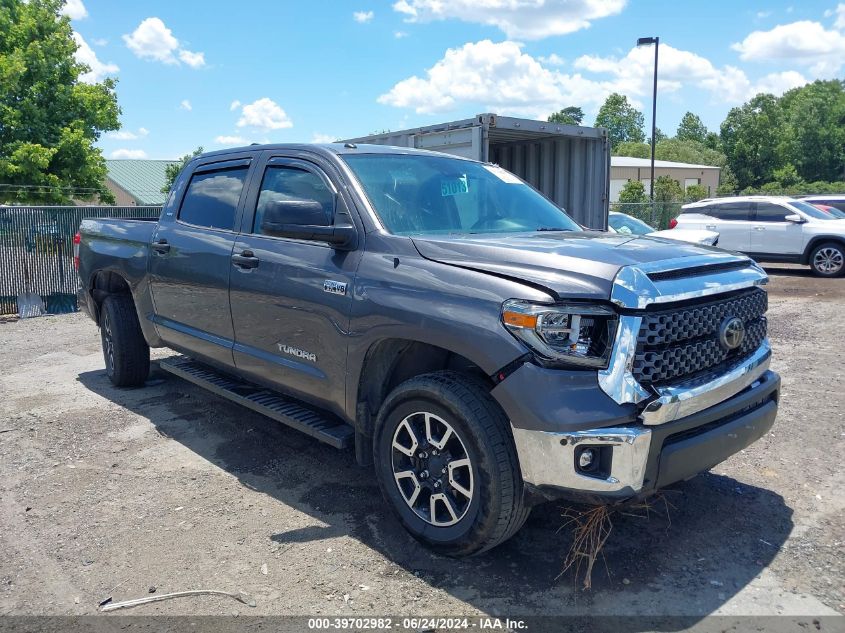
501,300,618,368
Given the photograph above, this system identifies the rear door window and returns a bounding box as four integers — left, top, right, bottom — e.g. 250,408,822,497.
709,202,751,221
178,166,249,231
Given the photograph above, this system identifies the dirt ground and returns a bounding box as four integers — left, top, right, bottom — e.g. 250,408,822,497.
0,265,843,621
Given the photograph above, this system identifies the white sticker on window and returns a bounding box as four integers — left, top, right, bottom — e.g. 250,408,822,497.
483,165,523,184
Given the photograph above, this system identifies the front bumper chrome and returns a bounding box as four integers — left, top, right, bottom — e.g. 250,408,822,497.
512,426,652,496
640,341,771,425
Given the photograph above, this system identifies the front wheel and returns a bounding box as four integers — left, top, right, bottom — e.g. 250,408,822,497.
809,242,845,277
373,371,529,556
100,294,150,387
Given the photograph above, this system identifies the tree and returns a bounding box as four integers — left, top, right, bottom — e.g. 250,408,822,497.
548,106,584,126
648,127,666,145
676,112,708,143
0,0,120,204
720,93,787,189
654,138,726,167
653,175,683,228
618,180,647,204
684,183,708,202
595,93,645,148
716,165,739,196
778,80,845,183
613,142,650,158
162,147,204,194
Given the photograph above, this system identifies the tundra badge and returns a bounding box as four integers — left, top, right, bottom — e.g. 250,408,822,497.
323,280,347,295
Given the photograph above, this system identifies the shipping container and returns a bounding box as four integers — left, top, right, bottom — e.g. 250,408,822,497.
342,113,610,229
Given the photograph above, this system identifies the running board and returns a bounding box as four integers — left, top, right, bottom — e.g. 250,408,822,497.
158,355,354,449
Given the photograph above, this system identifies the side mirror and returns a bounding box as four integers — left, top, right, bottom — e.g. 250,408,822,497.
784,214,804,223
260,198,356,249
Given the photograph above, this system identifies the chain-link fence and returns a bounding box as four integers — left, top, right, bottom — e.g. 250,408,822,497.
610,201,684,230
0,206,162,315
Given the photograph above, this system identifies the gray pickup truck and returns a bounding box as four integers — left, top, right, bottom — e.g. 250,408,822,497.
77,144,780,555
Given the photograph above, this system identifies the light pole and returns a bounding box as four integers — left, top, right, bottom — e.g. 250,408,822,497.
637,36,659,202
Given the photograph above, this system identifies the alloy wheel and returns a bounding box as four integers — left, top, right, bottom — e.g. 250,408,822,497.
814,247,844,275
390,411,474,527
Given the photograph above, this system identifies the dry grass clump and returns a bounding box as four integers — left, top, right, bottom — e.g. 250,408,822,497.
558,495,673,589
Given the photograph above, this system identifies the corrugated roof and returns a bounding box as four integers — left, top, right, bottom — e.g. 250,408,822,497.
105,159,178,206
611,156,720,169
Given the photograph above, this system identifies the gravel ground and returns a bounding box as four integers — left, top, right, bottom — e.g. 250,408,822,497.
0,265,842,621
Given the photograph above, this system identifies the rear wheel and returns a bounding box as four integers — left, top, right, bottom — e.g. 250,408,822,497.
809,242,845,277
373,371,529,556
100,294,150,387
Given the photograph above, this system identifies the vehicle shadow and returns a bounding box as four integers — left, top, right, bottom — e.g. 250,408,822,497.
78,364,793,624
761,265,814,278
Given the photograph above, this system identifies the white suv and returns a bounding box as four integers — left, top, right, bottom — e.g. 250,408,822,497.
675,196,845,277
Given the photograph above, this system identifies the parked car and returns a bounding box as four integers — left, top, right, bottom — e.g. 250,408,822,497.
812,203,845,219
798,194,845,213
24,222,62,253
608,211,719,246
77,144,780,555
676,195,845,277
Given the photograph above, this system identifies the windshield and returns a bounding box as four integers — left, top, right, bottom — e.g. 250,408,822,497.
341,154,581,236
609,213,653,235
789,200,836,220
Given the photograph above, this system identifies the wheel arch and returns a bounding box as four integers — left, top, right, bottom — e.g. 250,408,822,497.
353,338,494,449
89,270,132,325
801,236,845,265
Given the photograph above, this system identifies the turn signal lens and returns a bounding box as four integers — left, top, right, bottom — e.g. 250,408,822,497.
502,311,538,329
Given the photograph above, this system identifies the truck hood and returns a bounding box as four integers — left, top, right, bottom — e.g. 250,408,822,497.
411,231,725,300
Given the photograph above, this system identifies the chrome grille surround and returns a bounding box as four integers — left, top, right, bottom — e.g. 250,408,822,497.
598,253,771,423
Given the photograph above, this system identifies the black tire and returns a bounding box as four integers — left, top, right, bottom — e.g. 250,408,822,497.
373,371,529,556
100,294,150,387
809,242,845,277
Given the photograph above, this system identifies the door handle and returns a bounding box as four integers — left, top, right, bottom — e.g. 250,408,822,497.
232,250,259,269
705,225,716,230
152,239,170,254
754,226,766,231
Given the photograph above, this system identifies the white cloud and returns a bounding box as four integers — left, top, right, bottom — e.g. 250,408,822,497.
394,31,409,38
92,37,108,46
72,32,118,83
378,40,617,117
827,4,845,29
236,97,293,130
178,49,206,68
312,133,339,143
110,149,148,159
756,11,771,18
107,127,149,141
392,0,626,39
180,100,192,111
379,39,811,119
215,135,248,145
230,100,242,111
353,10,374,23
62,0,87,20
538,53,566,66
575,42,809,104
732,20,845,74
123,17,206,68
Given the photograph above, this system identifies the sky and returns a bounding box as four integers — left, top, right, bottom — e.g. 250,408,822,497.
63,0,845,160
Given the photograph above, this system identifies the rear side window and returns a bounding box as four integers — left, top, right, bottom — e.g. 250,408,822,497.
755,203,790,222
179,167,249,231
709,202,751,221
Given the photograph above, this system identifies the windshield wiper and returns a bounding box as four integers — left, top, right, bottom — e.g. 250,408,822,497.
535,227,572,232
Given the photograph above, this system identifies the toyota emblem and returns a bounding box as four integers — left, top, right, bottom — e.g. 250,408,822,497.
719,316,745,351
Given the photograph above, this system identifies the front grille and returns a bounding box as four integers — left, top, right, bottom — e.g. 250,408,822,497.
632,288,768,385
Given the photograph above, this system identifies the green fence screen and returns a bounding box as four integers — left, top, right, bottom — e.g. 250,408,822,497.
0,206,162,316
